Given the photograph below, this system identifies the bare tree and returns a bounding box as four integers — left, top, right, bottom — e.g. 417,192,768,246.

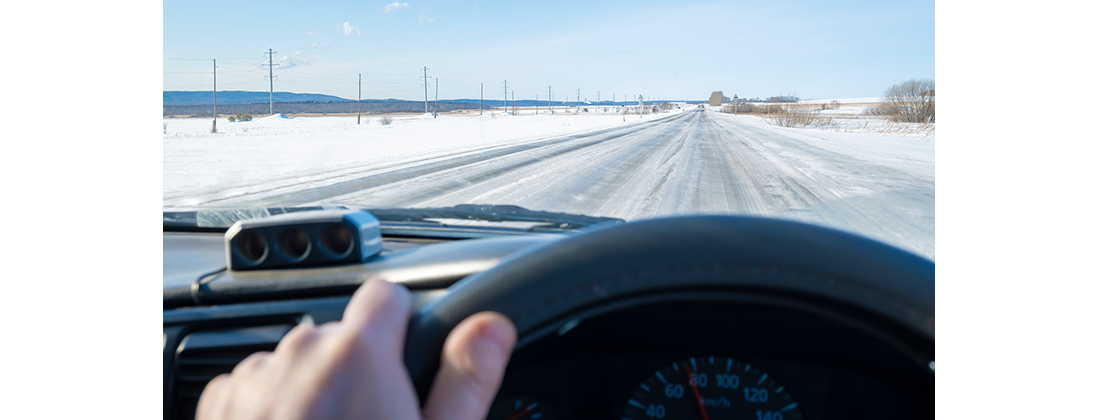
881,79,935,123
709,91,724,107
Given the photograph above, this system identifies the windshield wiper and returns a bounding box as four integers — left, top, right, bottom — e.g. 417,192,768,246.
367,205,619,229
163,204,623,237
163,206,348,232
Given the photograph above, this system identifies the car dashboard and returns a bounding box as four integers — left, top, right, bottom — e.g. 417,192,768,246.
163,228,932,420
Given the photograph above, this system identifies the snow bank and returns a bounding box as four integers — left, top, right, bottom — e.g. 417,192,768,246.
799,97,882,104
163,112,670,200
257,113,293,120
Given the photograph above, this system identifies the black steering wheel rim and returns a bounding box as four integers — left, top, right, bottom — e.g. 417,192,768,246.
403,215,934,398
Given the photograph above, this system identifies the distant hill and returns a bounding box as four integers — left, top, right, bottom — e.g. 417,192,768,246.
165,91,689,107
164,98,483,116
164,91,353,105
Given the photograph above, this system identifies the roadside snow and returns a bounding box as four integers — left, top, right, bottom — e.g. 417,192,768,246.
257,113,293,120
708,102,934,137
164,112,670,199
798,97,882,104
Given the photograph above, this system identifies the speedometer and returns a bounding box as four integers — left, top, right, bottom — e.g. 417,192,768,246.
621,357,802,420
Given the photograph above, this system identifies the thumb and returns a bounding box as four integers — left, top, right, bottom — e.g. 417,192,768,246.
421,312,517,420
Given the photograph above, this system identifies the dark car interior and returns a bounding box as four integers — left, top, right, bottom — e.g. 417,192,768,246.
163,208,934,420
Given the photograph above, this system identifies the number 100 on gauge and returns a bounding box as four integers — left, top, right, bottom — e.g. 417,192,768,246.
621,356,803,420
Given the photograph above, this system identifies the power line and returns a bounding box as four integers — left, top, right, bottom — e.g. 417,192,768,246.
164,57,259,61
169,54,680,105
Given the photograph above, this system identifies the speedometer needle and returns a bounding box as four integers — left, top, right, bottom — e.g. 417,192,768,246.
683,362,711,420
504,404,535,420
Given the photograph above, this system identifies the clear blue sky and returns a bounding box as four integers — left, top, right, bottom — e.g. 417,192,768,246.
163,0,934,101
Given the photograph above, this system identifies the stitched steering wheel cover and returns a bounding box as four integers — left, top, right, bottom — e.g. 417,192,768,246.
403,215,934,395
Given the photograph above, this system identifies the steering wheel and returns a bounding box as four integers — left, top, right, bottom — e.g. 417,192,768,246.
402,215,934,398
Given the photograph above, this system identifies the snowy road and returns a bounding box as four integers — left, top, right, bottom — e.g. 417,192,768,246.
166,109,934,258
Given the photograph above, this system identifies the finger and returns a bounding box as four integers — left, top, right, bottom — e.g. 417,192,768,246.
275,323,319,354
195,374,231,420
306,280,421,420
231,351,270,377
342,279,412,343
421,312,517,420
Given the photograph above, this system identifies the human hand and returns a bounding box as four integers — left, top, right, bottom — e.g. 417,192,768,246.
196,279,517,420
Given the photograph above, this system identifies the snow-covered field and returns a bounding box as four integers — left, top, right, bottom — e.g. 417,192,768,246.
164,111,675,196
816,105,935,136
798,97,882,104
708,100,935,136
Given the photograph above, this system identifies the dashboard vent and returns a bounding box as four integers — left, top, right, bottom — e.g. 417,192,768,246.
225,209,383,271
173,324,293,420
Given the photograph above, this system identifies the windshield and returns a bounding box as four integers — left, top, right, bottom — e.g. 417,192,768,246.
164,1,934,259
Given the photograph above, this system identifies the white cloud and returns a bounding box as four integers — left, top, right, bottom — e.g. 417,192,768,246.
418,14,434,23
273,52,310,69
385,2,409,14
308,42,331,49
341,21,361,36
307,30,315,36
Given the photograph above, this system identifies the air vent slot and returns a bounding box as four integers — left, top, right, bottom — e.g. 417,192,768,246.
174,324,293,419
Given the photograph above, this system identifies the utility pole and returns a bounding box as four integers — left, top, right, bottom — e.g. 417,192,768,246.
264,49,278,115
212,59,217,133
548,86,552,114
420,67,431,113
357,73,361,125
511,91,515,115
502,80,508,115
434,79,439,116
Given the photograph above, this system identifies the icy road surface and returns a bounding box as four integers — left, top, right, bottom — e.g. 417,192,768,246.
164,109,934,259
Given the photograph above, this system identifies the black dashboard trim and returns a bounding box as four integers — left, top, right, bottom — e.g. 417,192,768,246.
165,234,559,309
520,289,934,371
